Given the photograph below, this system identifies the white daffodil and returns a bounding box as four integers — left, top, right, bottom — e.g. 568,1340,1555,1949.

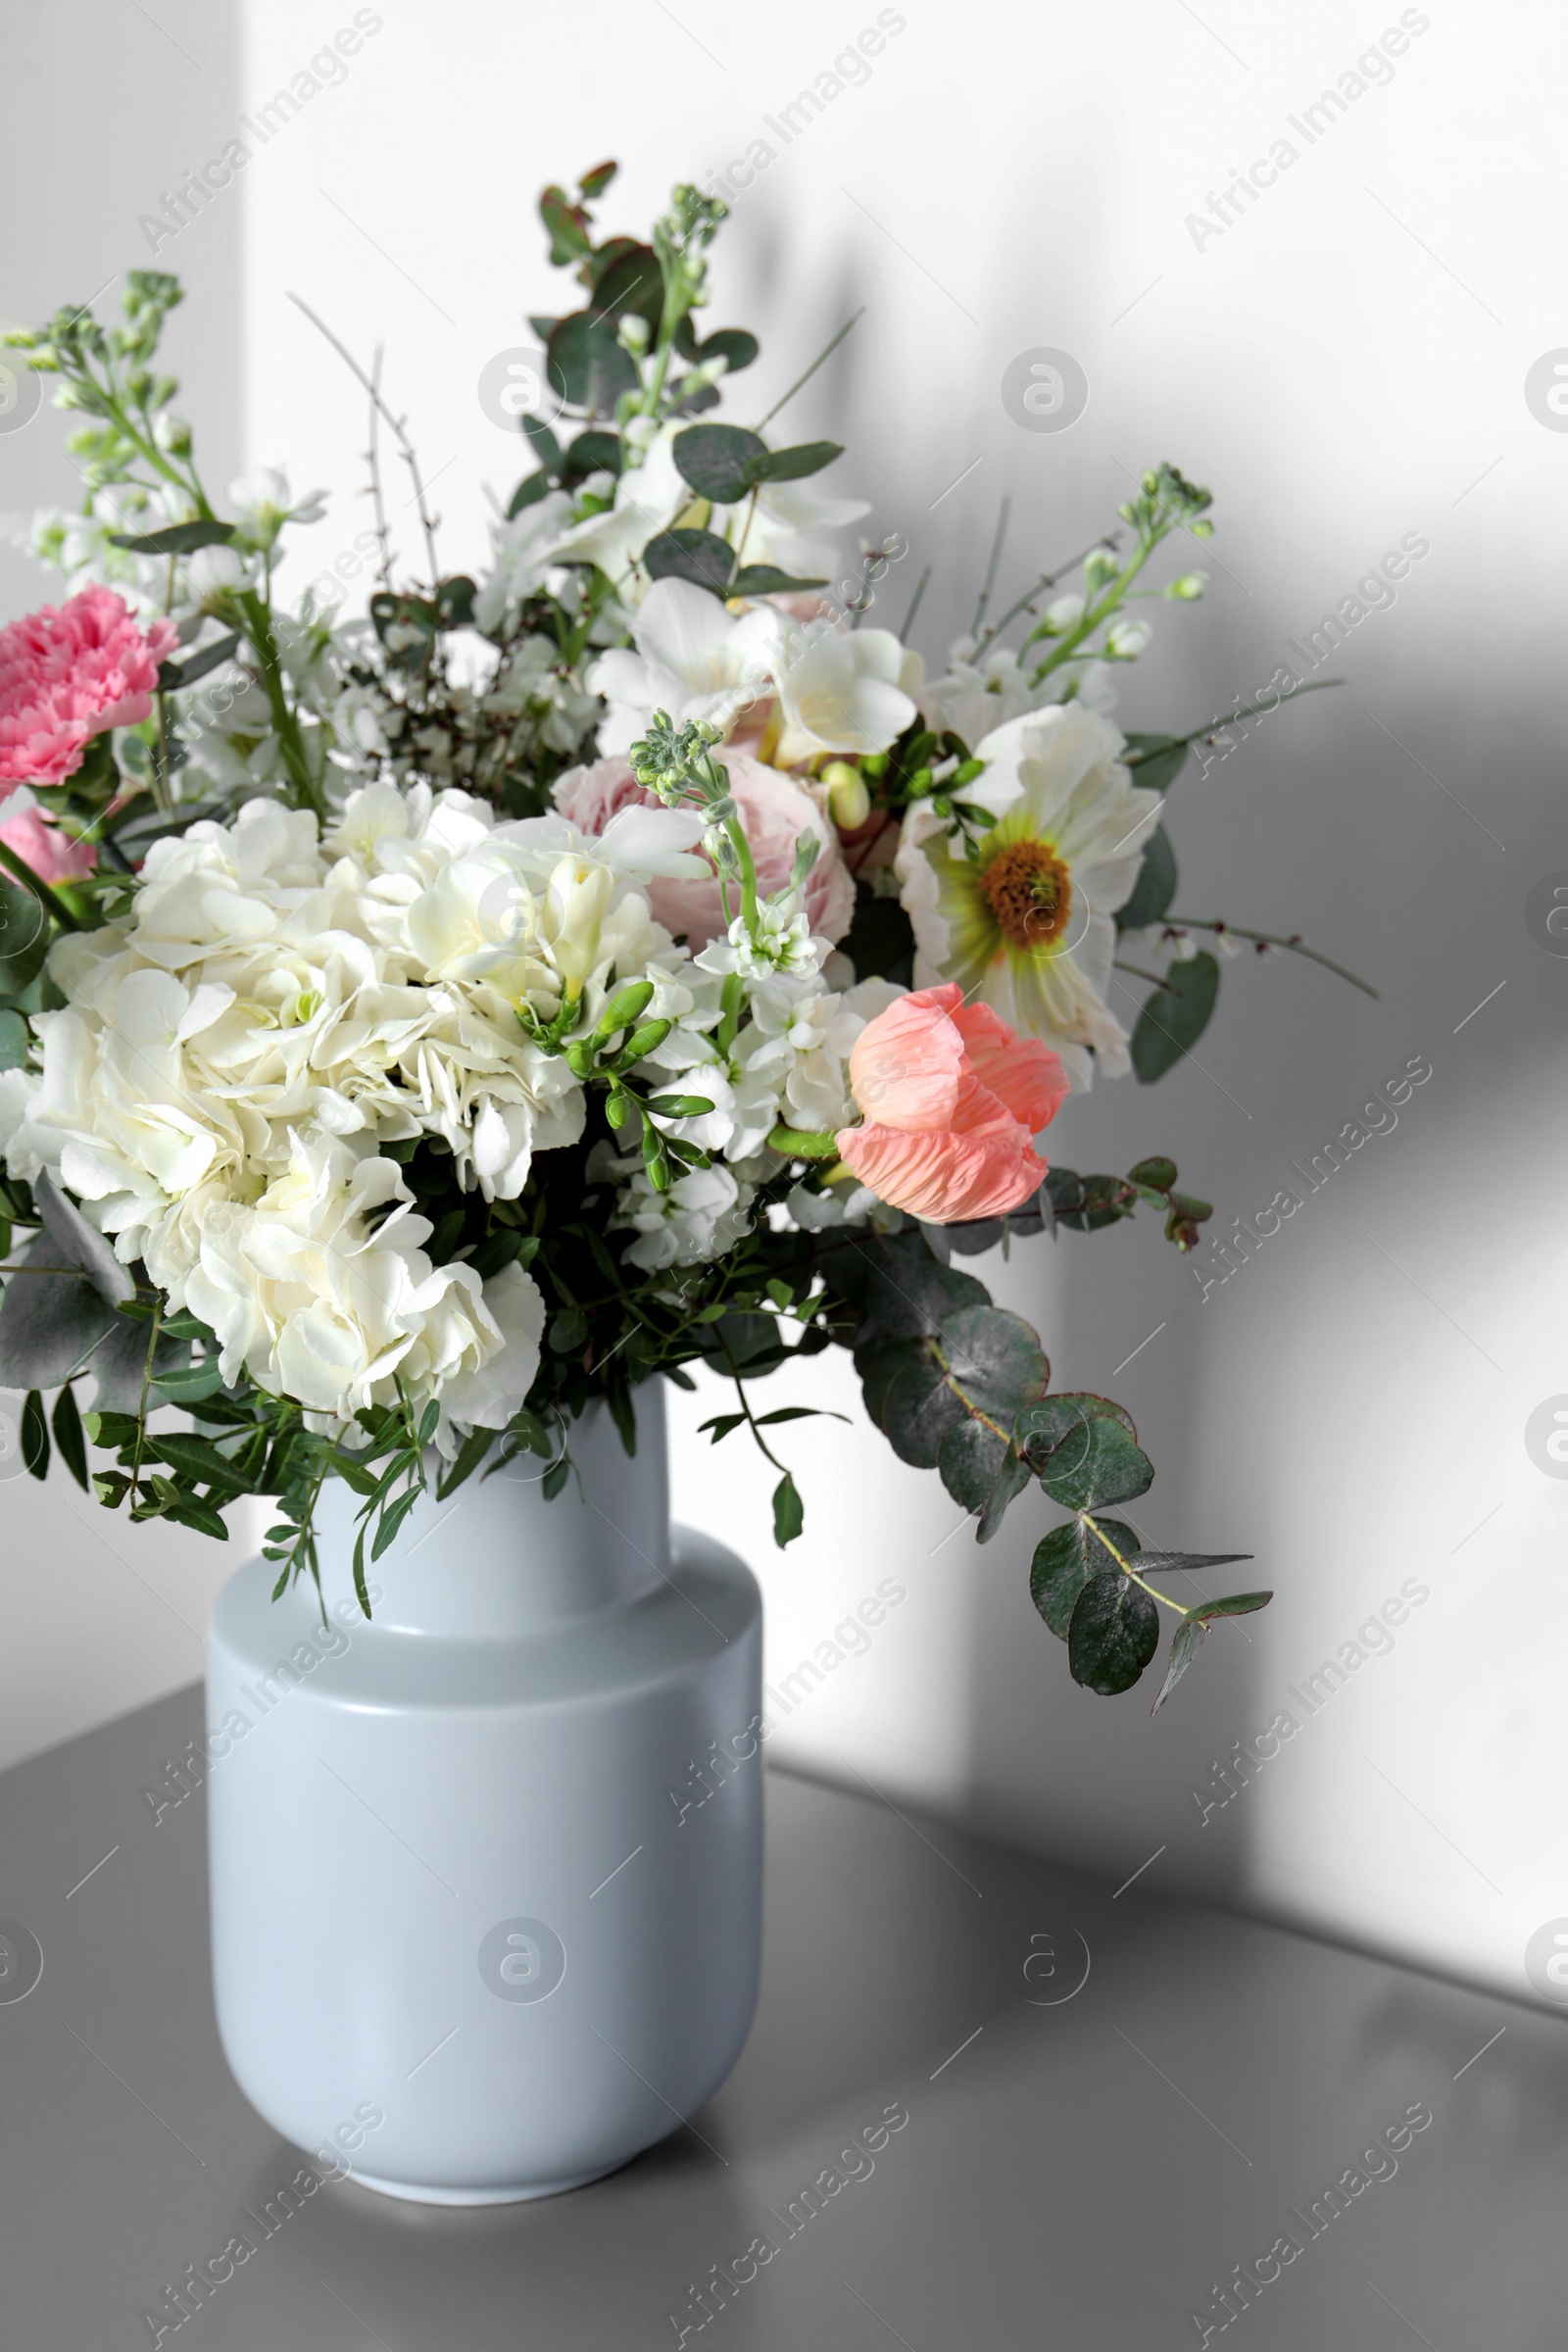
770,619,919,766
894,704,1158,1091
588,577,780,754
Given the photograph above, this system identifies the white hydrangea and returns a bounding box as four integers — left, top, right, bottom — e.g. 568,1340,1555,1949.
3,784,701,1432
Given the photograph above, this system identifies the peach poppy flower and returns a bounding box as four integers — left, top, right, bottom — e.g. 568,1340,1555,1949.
836,983,1068,1222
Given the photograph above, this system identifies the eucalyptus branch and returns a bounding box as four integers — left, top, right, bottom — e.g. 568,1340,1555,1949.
1164,918,1379,999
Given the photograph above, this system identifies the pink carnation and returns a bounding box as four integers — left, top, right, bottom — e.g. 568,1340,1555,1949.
554,750,855,950
837,984,1069,1222
0,586,179,787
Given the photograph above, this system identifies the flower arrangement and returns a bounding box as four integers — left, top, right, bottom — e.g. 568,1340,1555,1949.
0,167,1368,1710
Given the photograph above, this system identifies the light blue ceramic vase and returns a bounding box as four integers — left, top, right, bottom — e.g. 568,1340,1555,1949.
205,1382,762,2203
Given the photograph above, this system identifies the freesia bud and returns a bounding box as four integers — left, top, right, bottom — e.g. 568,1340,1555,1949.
1166,572,1206,601
821,760,870,830
597,980,656,1035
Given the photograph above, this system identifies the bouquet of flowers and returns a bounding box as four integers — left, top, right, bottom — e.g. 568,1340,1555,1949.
0,166,1363,1711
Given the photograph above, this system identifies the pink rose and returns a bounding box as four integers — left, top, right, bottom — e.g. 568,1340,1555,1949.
554,750,855,949
0,586,179,787
836,983,1069,1221
0,800,96,884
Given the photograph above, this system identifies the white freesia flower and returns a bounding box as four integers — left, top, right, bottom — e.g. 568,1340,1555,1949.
472,489,574,634
770,619,919,765
228,468,328,549
588,577,779,755
710,480,871,582
894,704,1157,1091
533,422,689,591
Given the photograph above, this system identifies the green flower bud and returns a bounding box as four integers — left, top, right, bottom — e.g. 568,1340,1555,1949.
596,979,656,1035
624,1017,672,1061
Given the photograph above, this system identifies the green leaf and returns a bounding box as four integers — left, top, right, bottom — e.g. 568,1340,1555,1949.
1115,821,1177,932
772,1471,805,1547
672,422,767,504
1187,1589,1272,1623
559,428,623,485
151,1360,228,1402
699,1412,748,1444
936,1414,1007,1515
541,1456,570,1501
1126,1155,1177,1192
1067,1569,1159,1695
1029,1516,1143,1639
1015,1395,1152,1512
538,182,592,267
860,1236,988,1343
546,312,638,415
1131,952,1219,1083
1128,1549,1253,1579
643,527,735,594
647,1093,716,1116
978,1441,1031,1544
21,1389,48,1480
370,1484,421,1561
158,630,241,691
521,415,564,472
435,1425,495,1499
749,438,843,483
0,879,50,997
577,159,617,201
589,241,663,330
0,1008,28,1070
147,1431,254,1491
106,519,235,556
1121,731,1190,792
506,470,555,515
1151,1617,1207,1714
697,327,760,375
50,1385,89,1493
548,1306,589,1354
755,1406,849,1429
878,1348,966,1468
166,1498,229,1542
729,564,829,598
939,1303,1049,1415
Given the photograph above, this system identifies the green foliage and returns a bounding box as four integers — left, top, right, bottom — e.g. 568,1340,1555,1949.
1131,951,1220,1082
1116,820,1178,931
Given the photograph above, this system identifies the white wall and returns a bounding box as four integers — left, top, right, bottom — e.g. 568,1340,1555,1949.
3,0,1564,2007
0,1,253,1769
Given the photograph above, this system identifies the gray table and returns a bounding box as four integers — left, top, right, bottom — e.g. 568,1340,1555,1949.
1,1684,1562,2349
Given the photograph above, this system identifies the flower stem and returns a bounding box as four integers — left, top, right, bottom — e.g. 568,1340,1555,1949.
0,836,85,930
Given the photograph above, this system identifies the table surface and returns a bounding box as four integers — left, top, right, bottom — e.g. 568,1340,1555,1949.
1,1683,1562,2351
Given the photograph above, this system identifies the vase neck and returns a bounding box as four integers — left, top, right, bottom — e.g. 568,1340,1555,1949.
312,1385,669,1639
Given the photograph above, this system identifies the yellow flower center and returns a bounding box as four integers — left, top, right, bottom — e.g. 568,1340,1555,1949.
979,838,1072,951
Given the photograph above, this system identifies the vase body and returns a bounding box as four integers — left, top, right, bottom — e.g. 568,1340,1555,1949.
205,1383,762,2204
